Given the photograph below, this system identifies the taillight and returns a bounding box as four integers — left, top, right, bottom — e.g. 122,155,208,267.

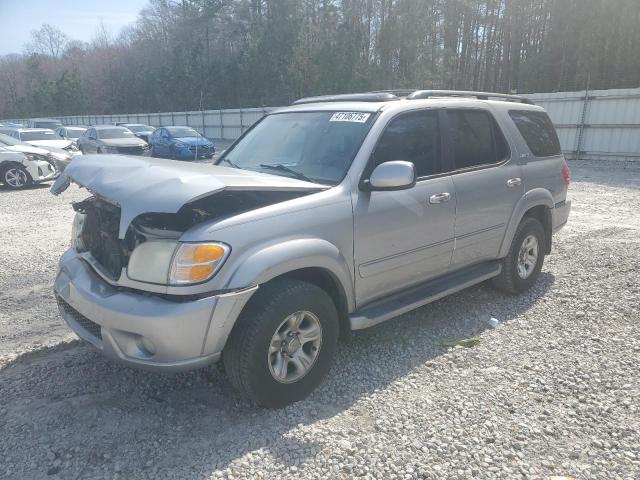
561,165,570,187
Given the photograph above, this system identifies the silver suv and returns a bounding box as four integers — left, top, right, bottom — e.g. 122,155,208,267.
52,90,571,407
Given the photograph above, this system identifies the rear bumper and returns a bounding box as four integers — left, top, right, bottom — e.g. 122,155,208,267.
54,249,256,372
553,199,571,233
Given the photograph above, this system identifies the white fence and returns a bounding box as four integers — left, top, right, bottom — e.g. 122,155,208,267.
527,87,640,161
4,87,640,161
3,107,276,142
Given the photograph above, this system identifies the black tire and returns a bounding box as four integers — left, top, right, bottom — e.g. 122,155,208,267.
2,164,33,190
223,278,339,408
492,217,545,294
97,147,103,154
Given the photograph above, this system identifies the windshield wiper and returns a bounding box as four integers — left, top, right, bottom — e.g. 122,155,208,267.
220,157,240,168
259,163,313,183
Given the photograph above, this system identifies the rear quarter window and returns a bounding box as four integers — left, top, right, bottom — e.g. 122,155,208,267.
509,110,561,157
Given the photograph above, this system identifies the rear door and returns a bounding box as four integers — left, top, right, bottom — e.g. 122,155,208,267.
444,108,523,268
353,109,456,305
509,110,567,206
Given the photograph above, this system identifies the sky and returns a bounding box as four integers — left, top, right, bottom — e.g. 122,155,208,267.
0,0,150,55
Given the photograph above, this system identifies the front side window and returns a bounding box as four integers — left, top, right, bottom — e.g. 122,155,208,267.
509,110,561,157
219,111,375,185
372,110,441,177
447,110,509,169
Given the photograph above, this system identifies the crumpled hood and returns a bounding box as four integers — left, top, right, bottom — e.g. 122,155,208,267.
28,139,73,149
51,155,323,238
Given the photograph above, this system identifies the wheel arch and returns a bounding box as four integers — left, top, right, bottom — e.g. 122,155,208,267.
225,238,356,340
499,189,554,257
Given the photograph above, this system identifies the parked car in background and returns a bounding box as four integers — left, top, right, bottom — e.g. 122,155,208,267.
28,118,63,130
118,124,155,143
0,132,72,172
0,145,57,189
5,128,82,158
77,125,150,156
51,90,570,407
55,126,88,141
148,126,214,160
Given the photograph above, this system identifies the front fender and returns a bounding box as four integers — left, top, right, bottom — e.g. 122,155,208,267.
498,188,554,258
226,238,355,311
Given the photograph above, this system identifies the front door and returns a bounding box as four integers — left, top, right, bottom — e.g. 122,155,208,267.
353,109,456,306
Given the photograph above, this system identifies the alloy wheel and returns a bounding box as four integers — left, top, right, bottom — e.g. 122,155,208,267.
517,234,539,279
268,310,322,384
5,168,28,188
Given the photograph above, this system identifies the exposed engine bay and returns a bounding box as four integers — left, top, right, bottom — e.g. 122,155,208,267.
72,189,313,280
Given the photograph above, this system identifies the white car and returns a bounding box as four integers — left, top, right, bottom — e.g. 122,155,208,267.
0,133,72,172
7,128,82,158
0,146,58,189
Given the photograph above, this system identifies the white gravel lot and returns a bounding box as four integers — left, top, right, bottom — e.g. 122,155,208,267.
0,161,638,480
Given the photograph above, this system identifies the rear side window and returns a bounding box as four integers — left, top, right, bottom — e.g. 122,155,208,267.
447,110,509,169
509,110,561,157
372,110,441,177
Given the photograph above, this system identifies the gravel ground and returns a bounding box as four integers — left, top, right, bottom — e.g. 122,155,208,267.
0,160,639,480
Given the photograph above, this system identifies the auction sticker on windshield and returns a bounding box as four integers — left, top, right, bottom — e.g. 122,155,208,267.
330,112,371,123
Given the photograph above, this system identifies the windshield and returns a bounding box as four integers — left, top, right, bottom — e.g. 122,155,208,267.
126,124,153,133
97,128,135,139
0,132,22,146
65,128,86,139
218,111,375,185
34,121,62,129
166,126,200,138
20,130,58,141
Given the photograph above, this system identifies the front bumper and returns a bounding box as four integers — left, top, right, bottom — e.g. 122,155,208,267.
553,199,571,232
175,145,215,160
54,249,256,372
26,160,59,183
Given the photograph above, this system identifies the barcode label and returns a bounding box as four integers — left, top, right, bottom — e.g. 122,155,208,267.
329,112,371,123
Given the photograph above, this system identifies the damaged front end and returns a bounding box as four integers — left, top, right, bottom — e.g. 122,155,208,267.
71,189,313,283
54,155,323,289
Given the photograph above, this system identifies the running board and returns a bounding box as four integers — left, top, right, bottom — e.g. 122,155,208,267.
349,261,501,330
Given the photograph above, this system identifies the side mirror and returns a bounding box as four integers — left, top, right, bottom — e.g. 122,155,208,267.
365,161,416,191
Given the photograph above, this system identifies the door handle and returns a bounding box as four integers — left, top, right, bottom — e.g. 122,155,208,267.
506,178,522,188
429,192,451,204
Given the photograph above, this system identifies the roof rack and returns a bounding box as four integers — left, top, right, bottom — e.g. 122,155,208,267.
366,89,419,98
407,90,534,104
292,89,534,105
292,92,400,105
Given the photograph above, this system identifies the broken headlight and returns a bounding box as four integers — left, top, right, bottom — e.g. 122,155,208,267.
127,241,230,285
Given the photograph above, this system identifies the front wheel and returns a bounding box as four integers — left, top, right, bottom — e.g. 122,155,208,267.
492,217,545,294
223,278,339,408
2,165,32,189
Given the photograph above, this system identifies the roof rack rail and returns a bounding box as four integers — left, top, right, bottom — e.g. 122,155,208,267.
366,89,420,98
292,92,400,105
407,90,534,104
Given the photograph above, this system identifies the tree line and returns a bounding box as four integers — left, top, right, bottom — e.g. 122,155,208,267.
1,0,639,119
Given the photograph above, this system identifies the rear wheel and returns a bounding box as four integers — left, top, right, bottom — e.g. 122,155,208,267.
492,217,545,294
223,278,339,408
2,165,32,189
